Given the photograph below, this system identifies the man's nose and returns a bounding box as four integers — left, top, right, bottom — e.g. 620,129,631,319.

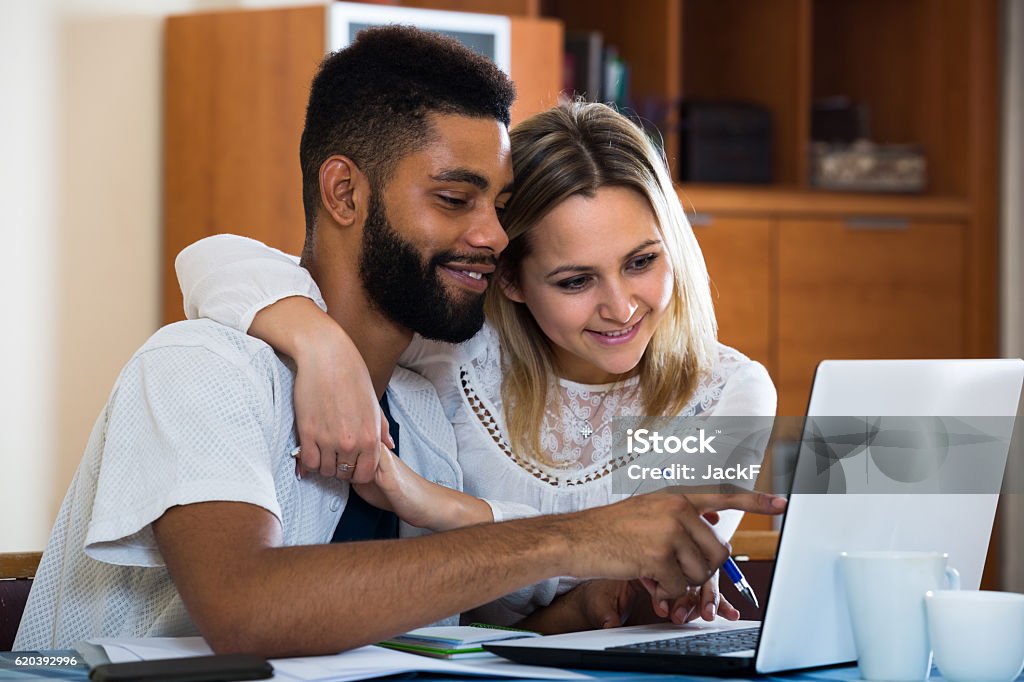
464,207,509,256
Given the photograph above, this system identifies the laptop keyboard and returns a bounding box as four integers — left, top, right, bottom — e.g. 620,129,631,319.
606,627,760,656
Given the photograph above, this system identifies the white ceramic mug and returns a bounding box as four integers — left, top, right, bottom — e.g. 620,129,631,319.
925,590,1024,682
840,551,960,681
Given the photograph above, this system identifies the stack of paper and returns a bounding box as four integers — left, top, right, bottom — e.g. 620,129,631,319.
88,636,593,682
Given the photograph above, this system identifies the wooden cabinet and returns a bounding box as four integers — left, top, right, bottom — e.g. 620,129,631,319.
777,218,965,415
681,188,972,417
692,215,775,376
690,209,968,537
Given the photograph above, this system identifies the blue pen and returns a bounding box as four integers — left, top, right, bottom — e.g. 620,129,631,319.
723,557,759,608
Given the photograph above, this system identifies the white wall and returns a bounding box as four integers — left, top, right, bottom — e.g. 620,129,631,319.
0,0,58,552
0,0,319,552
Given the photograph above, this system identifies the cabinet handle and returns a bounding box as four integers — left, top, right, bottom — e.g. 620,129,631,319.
844,217,910,230
689,212,714,227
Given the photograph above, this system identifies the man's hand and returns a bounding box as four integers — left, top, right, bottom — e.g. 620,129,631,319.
247,296,392,483
562,491,785,604
352,443,492,531
290,324,392,483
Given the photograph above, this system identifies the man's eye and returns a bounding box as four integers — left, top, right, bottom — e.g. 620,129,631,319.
438,195,468,208
557,276,590,291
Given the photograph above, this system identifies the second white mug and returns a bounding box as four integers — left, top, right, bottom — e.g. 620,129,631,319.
926,590,1024,682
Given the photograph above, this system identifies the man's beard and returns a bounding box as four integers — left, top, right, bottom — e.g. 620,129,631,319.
359,192,492,343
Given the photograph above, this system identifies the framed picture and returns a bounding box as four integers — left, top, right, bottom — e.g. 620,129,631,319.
327,2,511,76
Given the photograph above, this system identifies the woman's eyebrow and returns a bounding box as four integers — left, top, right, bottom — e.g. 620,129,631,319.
546,263,594,279
622,239,662,260
545,240,663,279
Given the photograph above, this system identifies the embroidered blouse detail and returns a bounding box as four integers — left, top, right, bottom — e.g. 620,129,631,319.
457,325,761,489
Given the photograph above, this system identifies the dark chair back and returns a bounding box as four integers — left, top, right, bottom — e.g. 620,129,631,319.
0,553,41,652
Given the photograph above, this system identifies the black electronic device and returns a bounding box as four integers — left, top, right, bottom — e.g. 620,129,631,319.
89,654,272,682
678,101,773,184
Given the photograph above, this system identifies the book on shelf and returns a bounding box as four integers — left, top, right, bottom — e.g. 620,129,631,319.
564,30,603,102
563,30,630,108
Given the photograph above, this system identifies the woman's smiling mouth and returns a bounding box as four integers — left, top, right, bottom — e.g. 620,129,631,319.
585,314,646,345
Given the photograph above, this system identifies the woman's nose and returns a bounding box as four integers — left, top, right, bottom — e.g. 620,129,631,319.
599,280,638,324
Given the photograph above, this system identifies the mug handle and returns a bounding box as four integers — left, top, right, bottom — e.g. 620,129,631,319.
944,566,961,591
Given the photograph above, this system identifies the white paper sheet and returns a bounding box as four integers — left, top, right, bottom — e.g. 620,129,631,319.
89,636,213,663
89,636,594,681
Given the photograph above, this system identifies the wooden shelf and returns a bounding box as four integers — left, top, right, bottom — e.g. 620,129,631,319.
682,0,810,186
731,531,779,561
676,185,971,219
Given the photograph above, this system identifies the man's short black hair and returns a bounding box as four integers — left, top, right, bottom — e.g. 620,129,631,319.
299,25,516,251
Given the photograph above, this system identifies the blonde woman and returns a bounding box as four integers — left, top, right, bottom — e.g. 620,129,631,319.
176,102,776,628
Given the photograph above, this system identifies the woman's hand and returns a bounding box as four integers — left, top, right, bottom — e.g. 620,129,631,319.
631,512,740,623
643,572,741,624
517,579,638,634
573,579,638,629
352,443,493,532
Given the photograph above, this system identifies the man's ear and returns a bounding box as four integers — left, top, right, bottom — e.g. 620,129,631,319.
499,268,525,303
319,155,367,228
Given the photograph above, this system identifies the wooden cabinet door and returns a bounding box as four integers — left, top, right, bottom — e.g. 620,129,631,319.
693,215,777,531
777,218,965,416
692,215,775,376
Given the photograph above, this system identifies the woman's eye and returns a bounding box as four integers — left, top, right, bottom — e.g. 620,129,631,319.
629,253,658,271
557,276,590,291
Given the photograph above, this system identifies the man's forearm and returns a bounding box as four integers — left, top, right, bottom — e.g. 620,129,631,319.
157,502,571,657
158,491,787,657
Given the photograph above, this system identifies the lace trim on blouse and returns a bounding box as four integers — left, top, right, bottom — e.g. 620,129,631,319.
459,367,643,487
458,325,747,488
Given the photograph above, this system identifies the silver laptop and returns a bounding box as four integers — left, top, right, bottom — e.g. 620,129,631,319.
487,359,1024,676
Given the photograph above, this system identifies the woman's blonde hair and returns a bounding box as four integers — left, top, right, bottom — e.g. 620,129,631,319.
486,101,718,461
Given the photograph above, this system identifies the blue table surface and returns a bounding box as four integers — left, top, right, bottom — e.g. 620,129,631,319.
2,649,1022,682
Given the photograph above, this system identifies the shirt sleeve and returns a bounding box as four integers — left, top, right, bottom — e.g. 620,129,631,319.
707,359,777,541
713,360,777,417
175,234,326,333
482,499,541,523
84,344,281,568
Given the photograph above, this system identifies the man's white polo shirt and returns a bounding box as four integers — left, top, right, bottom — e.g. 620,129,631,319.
15,319,462,649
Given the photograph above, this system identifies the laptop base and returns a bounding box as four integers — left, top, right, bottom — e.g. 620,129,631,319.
483,643,755,677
